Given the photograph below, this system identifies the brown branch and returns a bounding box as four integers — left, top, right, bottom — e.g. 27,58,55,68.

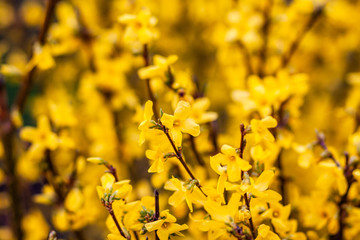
236,40,254,78
189,135,205,166
107,204,127,239
15,0,58,113
161,125,207,197
279,5,324,70
154,189,160,240
0,76,24,240
258,0,273,77
142,44,159,120
238,124,256,239
244,193,256,239
316,131,341,168
330,152,355,240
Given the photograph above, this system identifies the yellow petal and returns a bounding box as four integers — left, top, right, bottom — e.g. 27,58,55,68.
161,113,174,129
174,101,191,120
180,118,200,136
261,116,277,128
144,100,153,120
101,173,115,190
255,170,275,192
145,219,165,232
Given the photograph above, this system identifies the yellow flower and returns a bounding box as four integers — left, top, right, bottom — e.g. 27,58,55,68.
96,173,132,201
256,224,280,240
65,188,84,212
228,170,282,202
26,42,55,71
190,97,218,124
161,100,200,146
20,115,58,152
138,54,178,80
210,144,252,182
145,210,188,240
118,8,158,45
146,148,175,173
250,116,277,143
164,177,206,212
138,100,154,145
261,202,292,235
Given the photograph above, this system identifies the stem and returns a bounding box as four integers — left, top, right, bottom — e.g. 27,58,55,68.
244,193,256,240
15,0,58,113
154,189,160,240
0,75,23,240
258,0,273,77
208,121,219,155
189,135,205,166
162,126,207,197
330,152,355,240
276,149,286,204
142,44,159,120
279,5,324,70
236,40,253,78
239,124,256,239
108,204,127,239
316,132,341,168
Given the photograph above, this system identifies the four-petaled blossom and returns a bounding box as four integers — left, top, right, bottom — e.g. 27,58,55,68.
255,224,280,240
138,54,178,80
118,8,158,44
164,177,206,212
96,173,132,201
210,144,252,182
250,116,277,143
145,210,188,240
20,115,59,155
161,100,200,146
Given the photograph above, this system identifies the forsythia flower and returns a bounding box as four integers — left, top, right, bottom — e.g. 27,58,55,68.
20,115,58,154
138,54,178,80
210,144,252,182
145,210,188,240
161,100,200,146
250,116,277,143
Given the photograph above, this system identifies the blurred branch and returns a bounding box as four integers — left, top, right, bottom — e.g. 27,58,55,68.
236,40,254,78
258,0,273,77
143,44,159,120
0,1,59,239
278,5,324,71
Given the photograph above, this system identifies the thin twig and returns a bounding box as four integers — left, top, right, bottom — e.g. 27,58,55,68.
258,0,273,77
279,5,324,70
189,135,205,166
236,40,254,78
238,124,256,239
154,189,160,240
162,125,207,197
142,44,159,120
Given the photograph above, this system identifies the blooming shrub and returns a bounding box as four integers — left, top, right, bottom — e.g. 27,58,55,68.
1,0,360,240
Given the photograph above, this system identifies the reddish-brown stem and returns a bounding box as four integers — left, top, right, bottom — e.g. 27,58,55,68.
108,204,127,239
330,152,355,240
244,193,256,239
154,189,160,240
162,126,207,197
239,124,256,239
316,132,341,168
